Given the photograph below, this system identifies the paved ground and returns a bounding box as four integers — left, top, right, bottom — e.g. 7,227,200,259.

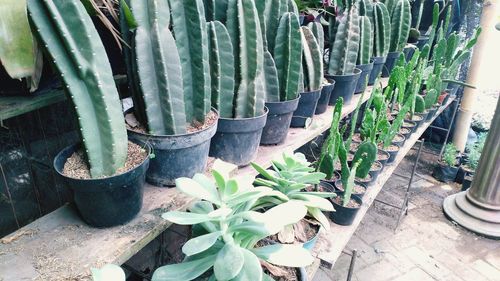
313,147,500,281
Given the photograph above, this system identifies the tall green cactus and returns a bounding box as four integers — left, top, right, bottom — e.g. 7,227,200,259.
307,22,325,53
381,0,396,16
28,0,127,178
203,0,228,22
389,0,411,52
357,15,373,65
328,6,360,75
126,0,186,135
275,12,303,100
208,21,235,118
169,0,211,124
226,0,266,117
301,26,323,92
358,0,373,16
372,1,391,57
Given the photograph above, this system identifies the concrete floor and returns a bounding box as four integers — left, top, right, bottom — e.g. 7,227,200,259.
313,148,500,281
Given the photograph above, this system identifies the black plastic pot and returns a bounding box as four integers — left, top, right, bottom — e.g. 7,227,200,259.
320,171,341,188
382,51,401,77
462,175,473,191
53,140,151,227
391,133,406,148
415,111,429,125
406,115,425,129
327,68,362,106
402,120,417,133
291,90,321,128
261,97,300,145
315,79,336,115
377,150,391,166
433,162,459,183
334,180,366,199
456,166,474,184
403,46,416,62
384,144,400,164
210,108,268,166
368,161,383,181
128,112,218,187
329,192,363,226
416,35,430,49
354,62,374,94
426,106,439,121
368,56,386,85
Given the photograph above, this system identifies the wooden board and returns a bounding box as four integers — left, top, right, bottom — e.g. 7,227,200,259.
0,81,388,280
308,97,457,271
0,90,66,122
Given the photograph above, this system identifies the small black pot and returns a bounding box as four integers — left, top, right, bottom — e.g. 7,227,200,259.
368,56,386,85
456,166,474,184
403,46,416,62
391,133,406,147
327,68,362,106
415,111,429,125
53,141,151,227
291,90,321,128
406,115,425,129
426,106,439,121
329,192,363,226
369,160,383,181
128,113,218,186
462,175,473,191
210,108,268,166
402,120,417,133
433,162,459,183
382,51,402,77
334,180,367,199
384,144,400,164
354,62,374,94
399,127,412,141
261,97,300,145
320,171,341,188
377,150,391,166
315,79,336,115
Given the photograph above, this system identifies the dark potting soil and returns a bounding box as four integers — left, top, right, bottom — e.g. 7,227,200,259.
125,111,218,134
333,196,360,208
336,182,366,194
371,161,383,171
356,173,372,183
62,141,148,179
377,151,389,160
262,262,299,281
393,134,405,142
379,144,399,152
352,133,363,143
400,127,411,134
406,114,423,122
403,122,415,127
350,142,360,151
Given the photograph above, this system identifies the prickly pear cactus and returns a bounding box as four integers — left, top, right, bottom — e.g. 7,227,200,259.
415,95,425,113
301,26,323,92
357,15,374,65
328,6,360,75
28,0,127,178
424,89,438,109
372,1,391,57
353,141,377,179
389,0,411,52
208,21,235,118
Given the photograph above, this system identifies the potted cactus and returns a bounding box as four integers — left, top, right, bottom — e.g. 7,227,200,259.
291,25,324,128
259,6,303,144
30,0,151,227
368,1,391,85
433,143,460,183
122,0,218,186
327,5,362,106
355,15,374,94
382,0,411,77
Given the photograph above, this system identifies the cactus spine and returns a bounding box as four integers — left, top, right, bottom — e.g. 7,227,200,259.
226,0,266,118
372,2,391,57
126,0,186,135
389,0,411,52
28,0,127,178
328,6,360,75
208,21,235,118
275,12,303,100
301,26,323,92
169,0,211,124
357,15,373,65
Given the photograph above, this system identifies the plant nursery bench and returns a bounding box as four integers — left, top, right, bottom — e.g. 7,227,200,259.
0,79,457,281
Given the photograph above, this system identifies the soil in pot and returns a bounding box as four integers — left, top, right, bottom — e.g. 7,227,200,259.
350,141,360,152
379,144,400,164
377,150,390,165
402,121,417,133
392,133,406,147
335,180,366,197
355,173,374,186
333,195,361,208
261,263,301,281
128,111,218,186
352,133,363,143
369,160,383,180
329,192,362,226
399,127,412,138
433,162,459,183
319,175,340,189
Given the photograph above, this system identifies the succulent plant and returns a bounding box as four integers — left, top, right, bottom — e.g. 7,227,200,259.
28,0,128,178
352,142,377,178
203,0,229,22
307,21,325,53
357,15,374,65
208,21,235,118
328,6,360,75
154,170,314,281
358,0,374,16
424,89,438,109
372,1,391,57
381,100,410,148
317,98,344,179
341,160,360,207
388,0,411,52
414,95,425,113
301,26,323,92
381,0,396,15
226,0,267,117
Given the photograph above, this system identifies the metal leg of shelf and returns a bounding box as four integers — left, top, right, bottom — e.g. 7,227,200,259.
394,140,424,231
438,99,460,159
346,250,357,281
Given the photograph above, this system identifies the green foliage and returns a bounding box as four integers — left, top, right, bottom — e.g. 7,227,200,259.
252,153,335,230
317,98,344,179
328,6,360,75
154,170,314,281
466,133,488,170
29,0,128,178
424,89,438,109
389,0,411,52
308,21,325,53
301,26,323,92
203,0,229,22
372,1,391,57
442,143,458,166
357,15,374,65
381,100,410,148
358,0,374,16
414,95,425,113
352,142,377,178
342,160,359,207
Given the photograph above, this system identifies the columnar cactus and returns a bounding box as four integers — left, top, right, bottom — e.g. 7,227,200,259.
328,6,360,75
28,0,127,178
274,12,303,100
301,26,323,92
125,0,186,135
203,0,229,22
169,0,212,124
357,15,374,65
226,0,266,118
358,0,373,16
307,22,325,53
381,0,396,16
372,1,391,57
388,0,411,52
208,21,235,118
